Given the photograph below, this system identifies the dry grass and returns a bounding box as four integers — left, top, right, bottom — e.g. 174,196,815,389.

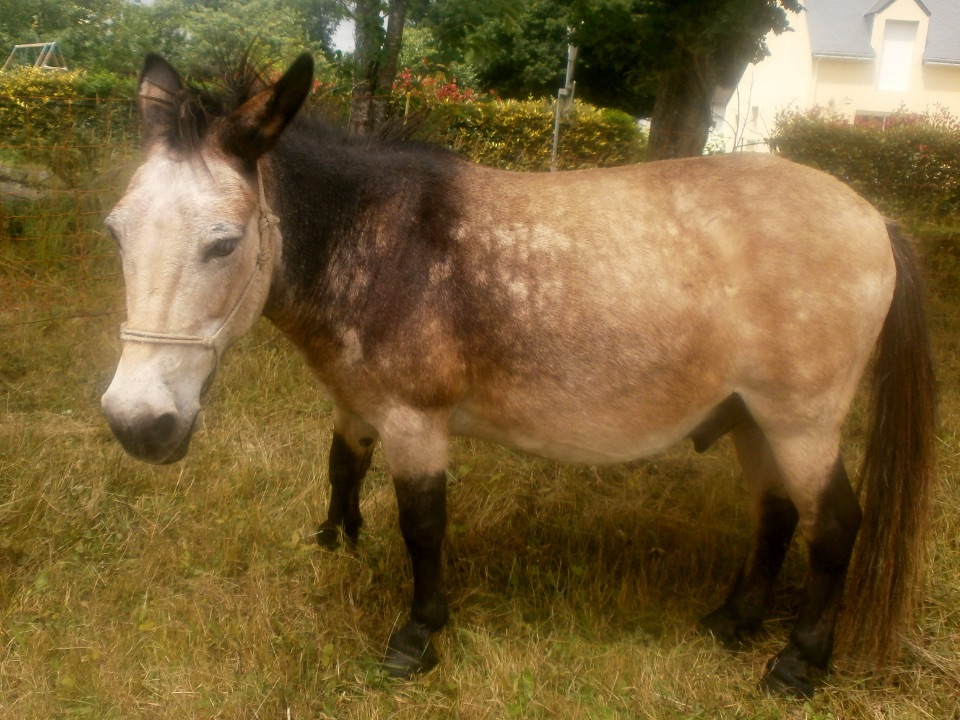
2,227,959,719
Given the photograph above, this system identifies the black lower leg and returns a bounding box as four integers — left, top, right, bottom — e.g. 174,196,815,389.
316,433,373,549
761,458,862,698
703,493,799,647
384,472,448,678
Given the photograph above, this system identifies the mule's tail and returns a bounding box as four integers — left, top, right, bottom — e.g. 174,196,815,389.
839,222,938,672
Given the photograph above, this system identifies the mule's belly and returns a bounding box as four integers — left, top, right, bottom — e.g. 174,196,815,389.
448,402,709,465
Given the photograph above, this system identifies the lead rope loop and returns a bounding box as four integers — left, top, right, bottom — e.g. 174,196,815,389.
119,163,275,362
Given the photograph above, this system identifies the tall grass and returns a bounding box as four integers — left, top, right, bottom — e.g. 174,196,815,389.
1,217,959,718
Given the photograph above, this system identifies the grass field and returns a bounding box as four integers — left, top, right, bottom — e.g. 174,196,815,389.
1,214,959,719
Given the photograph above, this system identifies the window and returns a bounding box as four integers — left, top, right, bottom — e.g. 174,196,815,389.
878,20,918,92
855,111,922,130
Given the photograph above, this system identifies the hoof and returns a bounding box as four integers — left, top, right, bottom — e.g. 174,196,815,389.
383,620,438,679
700,607,758,650
759,649,816,699
315,521,359,550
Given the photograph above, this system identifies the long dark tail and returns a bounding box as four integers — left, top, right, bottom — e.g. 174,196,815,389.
839,222,938,671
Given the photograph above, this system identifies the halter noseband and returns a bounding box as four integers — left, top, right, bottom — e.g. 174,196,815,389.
118,164,277,362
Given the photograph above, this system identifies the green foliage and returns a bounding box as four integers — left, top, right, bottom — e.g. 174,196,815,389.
411,0,573,104
177,0,315,73
0,68,138,187
398,26,482,94
0,0,345,76
466,0,571,100
0,0,183,75
410,0,528,66
567,0,655,115
772,107,960,219
412,0,802,118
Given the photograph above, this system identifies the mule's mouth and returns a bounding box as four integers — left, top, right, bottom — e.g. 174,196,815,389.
108,412,199,465
102,366,215,465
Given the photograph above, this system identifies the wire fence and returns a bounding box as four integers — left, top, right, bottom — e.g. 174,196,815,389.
0,95,139,300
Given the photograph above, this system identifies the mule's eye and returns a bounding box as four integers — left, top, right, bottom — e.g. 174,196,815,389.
203,236,240,261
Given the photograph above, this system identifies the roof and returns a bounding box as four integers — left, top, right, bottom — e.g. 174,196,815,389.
804,0,960,65
923,0,960,64
864,0,929,15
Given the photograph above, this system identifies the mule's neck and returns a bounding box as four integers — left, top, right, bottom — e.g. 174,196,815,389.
260,124,465,358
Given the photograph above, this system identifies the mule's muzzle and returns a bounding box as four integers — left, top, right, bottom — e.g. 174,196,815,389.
102,404,197,465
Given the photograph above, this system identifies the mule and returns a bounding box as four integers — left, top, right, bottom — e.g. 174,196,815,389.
100,53,936,697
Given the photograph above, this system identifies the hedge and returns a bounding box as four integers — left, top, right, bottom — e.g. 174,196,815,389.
771,108,960,219
0,68,139,188
421,98,647,171
1,68,646,182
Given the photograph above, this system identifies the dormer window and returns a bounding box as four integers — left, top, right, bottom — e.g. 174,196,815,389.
878,20,918,91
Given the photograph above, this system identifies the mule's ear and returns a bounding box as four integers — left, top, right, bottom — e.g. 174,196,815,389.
219,53,314,164
138,53,184,147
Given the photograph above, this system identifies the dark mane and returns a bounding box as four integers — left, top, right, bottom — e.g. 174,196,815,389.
153,58,266,155
161,67,454,164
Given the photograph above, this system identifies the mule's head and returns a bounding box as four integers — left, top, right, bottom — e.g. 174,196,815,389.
101,53,313,464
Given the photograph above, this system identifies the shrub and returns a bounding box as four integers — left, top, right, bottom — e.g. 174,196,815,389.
0,68,138,188
771,107,960,219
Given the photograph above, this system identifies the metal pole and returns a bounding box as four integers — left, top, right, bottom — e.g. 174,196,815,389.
551,42,578,172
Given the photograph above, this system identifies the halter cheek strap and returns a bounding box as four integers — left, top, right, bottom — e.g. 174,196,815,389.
118,164,278,361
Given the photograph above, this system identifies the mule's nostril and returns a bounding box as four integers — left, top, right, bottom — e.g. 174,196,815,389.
148,411,179,447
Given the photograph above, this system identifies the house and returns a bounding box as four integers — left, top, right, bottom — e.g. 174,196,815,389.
716,0,960,151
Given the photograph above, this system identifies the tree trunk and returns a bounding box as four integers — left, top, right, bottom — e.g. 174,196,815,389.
372,0,407,128
349,0,383,134
646,48,717,161
349,0,407,134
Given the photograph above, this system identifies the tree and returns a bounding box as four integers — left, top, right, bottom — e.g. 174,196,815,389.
571,0,801,159
349,0,409,133
409,0,558,99
0,0,142,72
177,0,312,73
0,0,345,76
289,0,351,55
646,0,800,159
466,0,569,99
414,0,800,158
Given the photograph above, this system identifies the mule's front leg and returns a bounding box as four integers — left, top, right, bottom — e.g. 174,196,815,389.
379,409,450,678
384,471,448,676
316,408,377,549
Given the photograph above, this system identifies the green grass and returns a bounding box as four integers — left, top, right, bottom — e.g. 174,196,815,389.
1,223,959,719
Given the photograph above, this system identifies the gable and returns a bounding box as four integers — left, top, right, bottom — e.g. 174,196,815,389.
864,0,929,15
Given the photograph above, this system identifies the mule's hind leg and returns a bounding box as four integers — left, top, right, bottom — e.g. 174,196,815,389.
759,436,862,698
316,407,378,549
702,425,799,647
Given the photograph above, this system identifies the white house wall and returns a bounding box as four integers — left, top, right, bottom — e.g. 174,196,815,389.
719,10,815,152
721,0,960,153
